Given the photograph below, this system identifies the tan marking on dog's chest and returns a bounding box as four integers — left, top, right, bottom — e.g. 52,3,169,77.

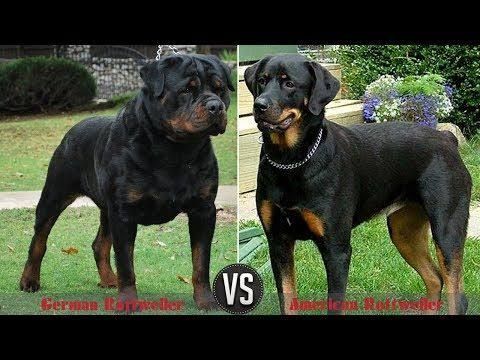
300,209,325,238
269,109,303,150
126,189,144,203
259,200,274,231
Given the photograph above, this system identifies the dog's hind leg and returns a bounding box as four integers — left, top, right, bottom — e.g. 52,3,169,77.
20,177,80,292
92,210,117,288
429,203,470,315
387,203,443,314
418,158,471,315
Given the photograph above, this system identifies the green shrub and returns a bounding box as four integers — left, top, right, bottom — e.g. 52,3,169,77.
336,45,480,137
219,50,237,62
0,56,96,113
107,91,137,107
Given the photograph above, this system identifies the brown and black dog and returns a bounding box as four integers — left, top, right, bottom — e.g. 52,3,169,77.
245,54,472,315
20,54,234,311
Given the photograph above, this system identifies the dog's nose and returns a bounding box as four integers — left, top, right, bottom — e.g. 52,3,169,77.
254,97,269,112
206,100,224,115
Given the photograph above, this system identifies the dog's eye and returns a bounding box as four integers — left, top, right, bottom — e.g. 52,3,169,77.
285,81,295,88
181,88,191,94
258,78,266,86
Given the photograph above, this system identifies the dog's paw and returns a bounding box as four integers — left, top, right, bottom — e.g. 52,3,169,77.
115,287,140,314
98,276,118,289
98,281,118,289
195,293,220,312
20,277,40,293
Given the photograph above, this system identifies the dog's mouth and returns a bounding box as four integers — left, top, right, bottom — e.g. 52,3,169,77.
208,121,226,136
166,116,226,142
257,111,299,133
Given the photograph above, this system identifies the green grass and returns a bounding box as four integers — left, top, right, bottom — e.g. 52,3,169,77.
0,92,237,191
243,217,480,315
213,91,237,185
0,206,237,314
460,133,480,202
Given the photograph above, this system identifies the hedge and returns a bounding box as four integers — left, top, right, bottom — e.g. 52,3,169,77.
336,45,480,137
0,56,96,113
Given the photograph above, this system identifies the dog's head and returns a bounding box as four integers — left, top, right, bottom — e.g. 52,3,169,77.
139,54,234,142
244,54,339,133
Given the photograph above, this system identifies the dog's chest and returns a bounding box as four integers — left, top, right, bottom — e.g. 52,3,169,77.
264,174,308,209
119,169,198,225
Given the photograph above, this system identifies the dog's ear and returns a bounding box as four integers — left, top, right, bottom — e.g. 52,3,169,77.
244,56,272,97
140,61,165,98
306,61,340,116
206,55,235,92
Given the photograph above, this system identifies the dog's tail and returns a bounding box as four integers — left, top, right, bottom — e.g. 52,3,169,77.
442,130,459,147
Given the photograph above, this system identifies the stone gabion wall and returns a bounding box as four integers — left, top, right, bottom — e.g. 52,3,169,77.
59,45,144,99
89,57,143,99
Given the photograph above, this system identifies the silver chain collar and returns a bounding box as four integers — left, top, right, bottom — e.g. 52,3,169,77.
260,128,323,170
156,45,179,60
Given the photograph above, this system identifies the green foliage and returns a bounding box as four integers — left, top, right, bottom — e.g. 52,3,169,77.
336,45,480,137
0,56,96,113
219,50,237,62
396,74,446,96
107,91,137,107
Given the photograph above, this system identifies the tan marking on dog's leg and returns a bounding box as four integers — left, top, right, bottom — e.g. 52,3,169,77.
435,248,463,315
388,203,442,314
199,181,216,201
93,217,117,288
281,267,297,316
301,209,325,238
269,235,297,315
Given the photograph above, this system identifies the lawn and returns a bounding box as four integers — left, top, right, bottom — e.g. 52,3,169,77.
460,133,480,203
0,91,237,191
242,217,480,315
0,206,237,315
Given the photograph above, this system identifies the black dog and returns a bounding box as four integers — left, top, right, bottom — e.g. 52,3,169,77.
245,54,472,315
20,54,234,310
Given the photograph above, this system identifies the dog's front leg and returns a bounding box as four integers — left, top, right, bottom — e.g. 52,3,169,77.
314,230,352,315
108,211,138,311
188,202,218,311
258,200,297,315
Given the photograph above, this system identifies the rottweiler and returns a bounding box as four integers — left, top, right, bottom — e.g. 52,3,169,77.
245,54,472,315
20,54,234,311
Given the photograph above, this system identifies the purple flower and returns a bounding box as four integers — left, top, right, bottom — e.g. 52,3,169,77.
400,94,439,128
444,85,454,98
363,95,380,123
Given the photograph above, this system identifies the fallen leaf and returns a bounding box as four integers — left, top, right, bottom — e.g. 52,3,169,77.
155,241,167,247
15,172,24,177
224,255,231,261
177,275,191,284
61,247,79,255
212,240,219,244
7,245,14,252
